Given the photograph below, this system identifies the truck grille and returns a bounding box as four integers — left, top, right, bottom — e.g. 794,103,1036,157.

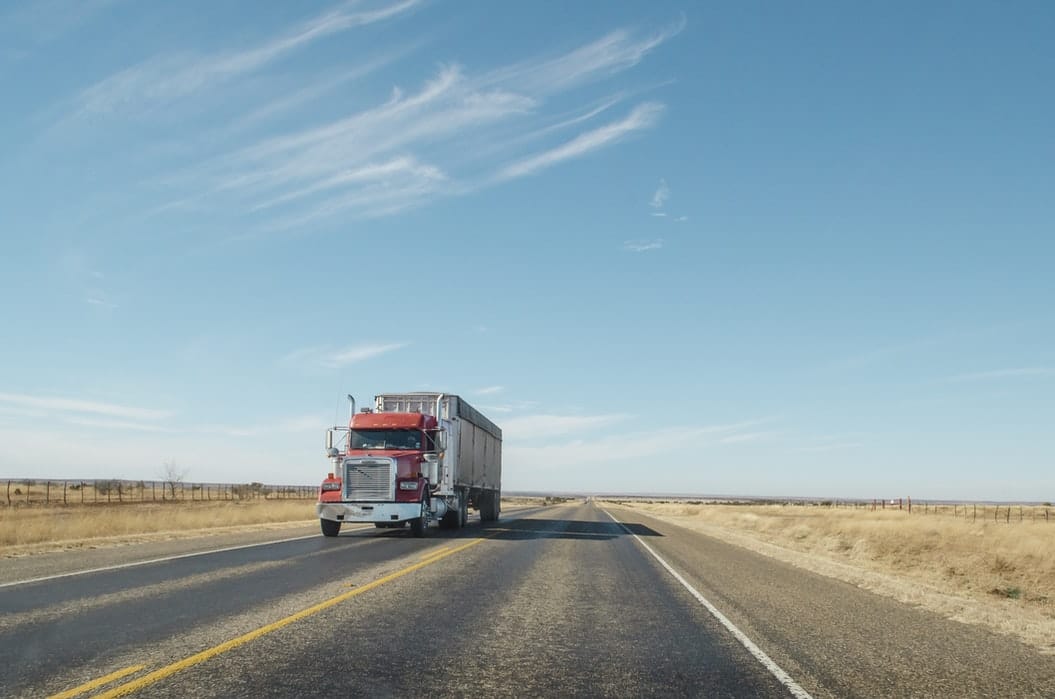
343,459,394,501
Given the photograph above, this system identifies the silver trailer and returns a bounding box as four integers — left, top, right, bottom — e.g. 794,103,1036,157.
375,393,503,523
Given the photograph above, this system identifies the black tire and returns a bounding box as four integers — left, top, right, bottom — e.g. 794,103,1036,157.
459,495,469,527
439,510,457,529
321,519,341,537
410,498,429,538
480,490,499,522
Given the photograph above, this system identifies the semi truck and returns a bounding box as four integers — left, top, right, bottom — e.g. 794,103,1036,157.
317,392,502,537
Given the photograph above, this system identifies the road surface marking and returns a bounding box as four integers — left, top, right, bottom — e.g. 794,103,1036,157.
47,665,145,699
86,535,489,698
0,526,373,590
602,508,814,699
418,545,452,561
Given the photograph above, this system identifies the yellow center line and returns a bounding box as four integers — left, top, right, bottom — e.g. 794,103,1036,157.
88,536,490,699
417,545,452,561
48,665,145,699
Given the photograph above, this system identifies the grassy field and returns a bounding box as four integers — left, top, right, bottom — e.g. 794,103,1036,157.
611,501,1055,653
0,501,317,551
1,496,539,554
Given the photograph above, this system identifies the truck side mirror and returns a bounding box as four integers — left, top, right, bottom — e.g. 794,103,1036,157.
326,431,334,449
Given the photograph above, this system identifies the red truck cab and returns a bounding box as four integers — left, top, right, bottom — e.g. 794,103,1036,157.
317,409,442,537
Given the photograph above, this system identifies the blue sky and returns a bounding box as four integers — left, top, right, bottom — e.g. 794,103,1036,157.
1,1,1052,500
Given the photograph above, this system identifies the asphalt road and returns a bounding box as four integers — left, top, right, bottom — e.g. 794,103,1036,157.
4,502,1055,698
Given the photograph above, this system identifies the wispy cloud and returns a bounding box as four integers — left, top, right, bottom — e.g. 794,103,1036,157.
73,0,421,117
622,238,663,252
719,430,780,444
85,295,118,309
476,386,505,395
943,367,1055,382
0,392,170,421
249,156,448,213
482,18,685,96
498,102,664,180
502,413,629,440
505,418,775,469
480,400,539,414
228,49,416,132
66,416,174,433
675,215,688,222
650,178,670,209
113,19,680,231
283,342,409,369
203,414,325,438
790,441,863,453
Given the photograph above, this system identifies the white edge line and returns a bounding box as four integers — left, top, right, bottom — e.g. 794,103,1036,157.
601,508,814,699
0,526,373,590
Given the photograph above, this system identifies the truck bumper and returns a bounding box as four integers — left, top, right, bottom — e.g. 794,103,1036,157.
316,502,421,523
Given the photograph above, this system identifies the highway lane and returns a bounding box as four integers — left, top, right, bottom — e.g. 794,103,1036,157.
4,504,791,698
4,502,1054,697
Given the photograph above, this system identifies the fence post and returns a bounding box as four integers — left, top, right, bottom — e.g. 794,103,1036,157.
63,481,68,505
1006,507,1011,524
46,480,51,504
5,479,9,505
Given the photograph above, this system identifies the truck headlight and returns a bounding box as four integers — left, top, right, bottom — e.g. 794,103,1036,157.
399,481,419,491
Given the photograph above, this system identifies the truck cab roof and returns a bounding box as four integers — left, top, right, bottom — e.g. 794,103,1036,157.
350,412,437,430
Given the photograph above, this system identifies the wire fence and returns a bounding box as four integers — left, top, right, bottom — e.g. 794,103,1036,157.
608,496,1055,524
1,479,317,506
859,497,1053,523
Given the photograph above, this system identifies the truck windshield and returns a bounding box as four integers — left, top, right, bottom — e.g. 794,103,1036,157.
349,429,422,450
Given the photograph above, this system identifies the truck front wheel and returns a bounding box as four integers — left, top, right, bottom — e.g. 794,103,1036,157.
321,519,341,537
410,498,429,538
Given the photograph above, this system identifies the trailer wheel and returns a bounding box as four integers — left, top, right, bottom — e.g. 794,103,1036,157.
459,495,469,527
410,497,429,538
480,490,499,522
321,519,341,537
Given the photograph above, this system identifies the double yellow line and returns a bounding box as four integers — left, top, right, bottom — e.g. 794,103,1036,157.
50,536,488,699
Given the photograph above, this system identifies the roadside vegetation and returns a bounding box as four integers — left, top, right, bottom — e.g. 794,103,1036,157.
2,494,536,555
1,501,316,553
610,501,1055,654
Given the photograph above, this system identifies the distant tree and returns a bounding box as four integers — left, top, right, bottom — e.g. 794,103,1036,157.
162,460,187,500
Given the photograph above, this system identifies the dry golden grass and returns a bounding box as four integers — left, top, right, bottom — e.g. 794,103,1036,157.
611,501,1055,653
0,501,316,551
